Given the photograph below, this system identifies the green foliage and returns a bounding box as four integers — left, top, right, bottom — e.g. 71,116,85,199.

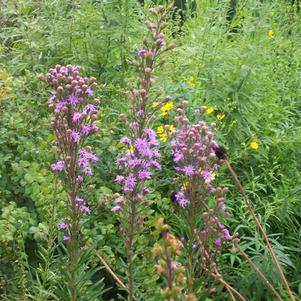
1,0,301,300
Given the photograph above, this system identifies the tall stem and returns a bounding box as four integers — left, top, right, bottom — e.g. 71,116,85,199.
127,201,136,301
225,160,295,301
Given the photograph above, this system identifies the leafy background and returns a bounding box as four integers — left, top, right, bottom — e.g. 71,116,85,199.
0,0,300,300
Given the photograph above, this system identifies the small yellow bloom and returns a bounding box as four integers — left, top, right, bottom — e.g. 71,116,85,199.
157,126,165,134
159,133,168,142
187,76,196,87
250,141,259,150
169,124,175,133
151,101,159,109
217,114,225,121
267,29,274,38
206,106,214,115
160,101,174,116
181,180,188,190
128,145,134,153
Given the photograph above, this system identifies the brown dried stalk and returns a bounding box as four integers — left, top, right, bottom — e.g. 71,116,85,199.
225,160,295,301
235,242,284,301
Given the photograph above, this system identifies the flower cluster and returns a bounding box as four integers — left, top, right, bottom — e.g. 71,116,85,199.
113,128,161,212
48,64,99,177
170,106,223,207
46,64,99,237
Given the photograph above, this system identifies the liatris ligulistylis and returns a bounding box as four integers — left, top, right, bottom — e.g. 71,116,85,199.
170,103,232,294
47,64,99,300
113,4,175,300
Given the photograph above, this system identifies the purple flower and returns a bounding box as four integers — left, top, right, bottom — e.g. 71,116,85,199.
214,238,222,247
70,130,80,143
51,161,65,172
173,151,184,162
58,222,68,230
137,49,147,57
124,174,137,193
183,165,195,176
86,87,93,96
138,170,152,180
201,170,213,183
170,261,178,270
80,205,91,214
222,228,232,241
175,191,190,208
56,101,67,110
81,125,91,136
75,197,85,204
112,205,121,213
120,137,131,145
143,187,150,195
72,112,82,123
68,94,79,105
76,176,84,183
128,159,143,168
63,235,71,241
149,160,161,170
115,175,125,183
135,138,148,152
85,104,96,114
115,196,124,205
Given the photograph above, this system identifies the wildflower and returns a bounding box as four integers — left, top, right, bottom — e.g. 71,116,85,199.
151,101,159,109
70,131,80,144
159,133,168,142
201,170,213,183
183,165,195,176
250,141,259,150
157,126,164,134
160,101,174,116
206,106,214,114
112,205,122,213
58,222,68,230
51,161,65,172
175,191,190,208
169,124,175,133
187,76,196,87
214,238,222,247
267,29,274,38
63,235,71,241
80,205,91,214
217,114,225,121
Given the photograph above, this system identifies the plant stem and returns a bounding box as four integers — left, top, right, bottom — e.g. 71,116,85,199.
127,201,136,301
237,244,284,301
213,271,246,301
225,160,295,301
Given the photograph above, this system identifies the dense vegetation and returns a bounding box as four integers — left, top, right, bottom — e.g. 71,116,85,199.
0,1,300,300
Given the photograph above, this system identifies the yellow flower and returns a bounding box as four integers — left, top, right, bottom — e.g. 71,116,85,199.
169,124,175,133
250,141,259,150
187,76,196,87
128,145,134,153
151,101,159,109
217,114,225,121
267,29,274,38
159,133,168,142
157,125,165,134
206,106,214,115
181,180,188,190
160,101,174,116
